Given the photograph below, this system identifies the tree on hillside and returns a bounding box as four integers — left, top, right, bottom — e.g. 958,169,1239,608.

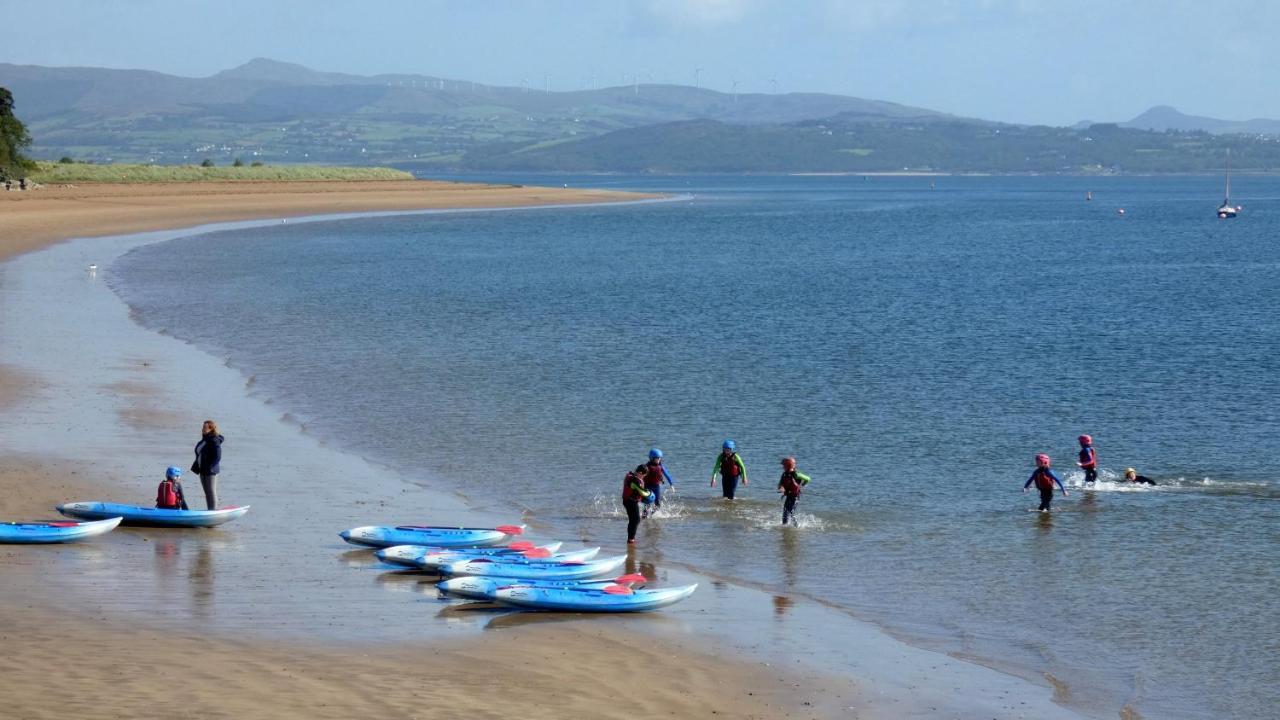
0,87,34,181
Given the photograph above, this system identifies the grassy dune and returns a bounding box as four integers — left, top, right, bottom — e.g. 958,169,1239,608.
28,162,414,184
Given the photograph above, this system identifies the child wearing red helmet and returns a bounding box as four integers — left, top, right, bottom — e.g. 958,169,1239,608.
1024,453,1068,512
777,457,811,525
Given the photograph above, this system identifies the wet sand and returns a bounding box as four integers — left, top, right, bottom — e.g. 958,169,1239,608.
0,181,1084,719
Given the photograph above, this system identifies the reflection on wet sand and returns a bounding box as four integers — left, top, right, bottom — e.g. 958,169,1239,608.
337,548,380,568
374,569,437,595
772,595,794,618
483,609,679,632
190,543,214,619
779,523,801,587
624,549,659,581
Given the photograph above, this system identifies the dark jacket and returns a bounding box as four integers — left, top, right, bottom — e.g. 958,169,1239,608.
192,433,224,475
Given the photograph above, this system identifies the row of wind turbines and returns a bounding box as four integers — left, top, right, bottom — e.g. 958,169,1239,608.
389,72,781,100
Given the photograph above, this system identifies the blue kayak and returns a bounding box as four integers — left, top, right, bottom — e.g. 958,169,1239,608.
375,541,564,568
440,554,626,580
417,546,600,571
437,572,647,601
57,502,250,528
493,584,698,613
340,523,525,549
0,516,122,544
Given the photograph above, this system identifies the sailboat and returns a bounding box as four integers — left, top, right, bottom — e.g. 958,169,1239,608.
1218,149,1240,219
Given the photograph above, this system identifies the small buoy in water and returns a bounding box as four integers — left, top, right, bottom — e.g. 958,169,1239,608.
1117,208,1126,215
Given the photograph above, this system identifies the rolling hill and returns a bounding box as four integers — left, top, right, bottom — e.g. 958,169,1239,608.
4,60,1280,173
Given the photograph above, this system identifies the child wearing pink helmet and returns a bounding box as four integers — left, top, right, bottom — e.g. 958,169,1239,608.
1077,434,1098,485
1024,453,1068,512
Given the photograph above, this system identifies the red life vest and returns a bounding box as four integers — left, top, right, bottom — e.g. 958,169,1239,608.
1032,468,1057,492
720,452,741,478
156,479,180,509
643,461,665,488
1078,447,1096,469
622,471,646,502
779,471,803,496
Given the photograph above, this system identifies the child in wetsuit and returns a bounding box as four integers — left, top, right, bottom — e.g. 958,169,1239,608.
1024,454,1067,511
1077,434,1098,484
642,448,677,517
777,457,811,525
1123,468,1157,485
622,464,652,544
710,439,749,499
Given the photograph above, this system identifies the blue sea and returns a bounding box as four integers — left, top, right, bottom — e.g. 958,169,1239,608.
112,174,1280,719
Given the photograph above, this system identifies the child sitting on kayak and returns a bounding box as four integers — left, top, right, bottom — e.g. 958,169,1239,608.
777,457,810,525
155,466,189,510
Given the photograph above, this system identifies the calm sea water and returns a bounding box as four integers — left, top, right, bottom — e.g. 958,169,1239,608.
113,175,1280,718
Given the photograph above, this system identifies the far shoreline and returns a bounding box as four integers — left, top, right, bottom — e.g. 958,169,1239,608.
0,178,661,263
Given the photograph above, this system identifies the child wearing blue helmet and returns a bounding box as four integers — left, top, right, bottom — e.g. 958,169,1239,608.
641,448,677,517
155,466,189,510
710,440,748,499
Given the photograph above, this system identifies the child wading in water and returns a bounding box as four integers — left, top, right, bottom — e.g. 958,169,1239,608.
1077,434,1098,485
1024,454,1068,512
777,457,810,525
1123,468,1157,485
710,439,749,499
622,464,652,544
642,448,677,517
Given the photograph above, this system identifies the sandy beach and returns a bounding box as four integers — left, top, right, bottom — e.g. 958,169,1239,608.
0,180,853,720
0,180,1083,719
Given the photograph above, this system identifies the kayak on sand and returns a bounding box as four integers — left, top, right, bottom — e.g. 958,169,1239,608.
492,584,698,613
375,541,564,568
57,502,249,528
437,573,647,601
340,524,525,549
0,516,123,544
439,554,627,581
416,546,600,572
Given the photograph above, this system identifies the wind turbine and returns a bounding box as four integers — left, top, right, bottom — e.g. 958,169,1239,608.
521,77,529,93
731,78,740,103
770,77,778,94
544,74,551,93
695,67,704,89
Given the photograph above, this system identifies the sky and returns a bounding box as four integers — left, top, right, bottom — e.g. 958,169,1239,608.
1,0,1277,126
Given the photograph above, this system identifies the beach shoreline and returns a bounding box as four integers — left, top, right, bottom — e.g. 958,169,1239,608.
0,180,1087,719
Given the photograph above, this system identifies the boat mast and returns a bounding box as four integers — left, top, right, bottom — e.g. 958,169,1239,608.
1225,148,1231,204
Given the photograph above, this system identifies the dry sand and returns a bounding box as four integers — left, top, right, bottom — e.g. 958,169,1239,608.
0,180,655,263
0,180,859,720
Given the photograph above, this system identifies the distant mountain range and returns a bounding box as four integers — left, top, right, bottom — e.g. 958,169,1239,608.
3,59,1279,173
1119,105,1280,136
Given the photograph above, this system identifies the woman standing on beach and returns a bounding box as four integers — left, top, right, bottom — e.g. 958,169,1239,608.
191,419,224,510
